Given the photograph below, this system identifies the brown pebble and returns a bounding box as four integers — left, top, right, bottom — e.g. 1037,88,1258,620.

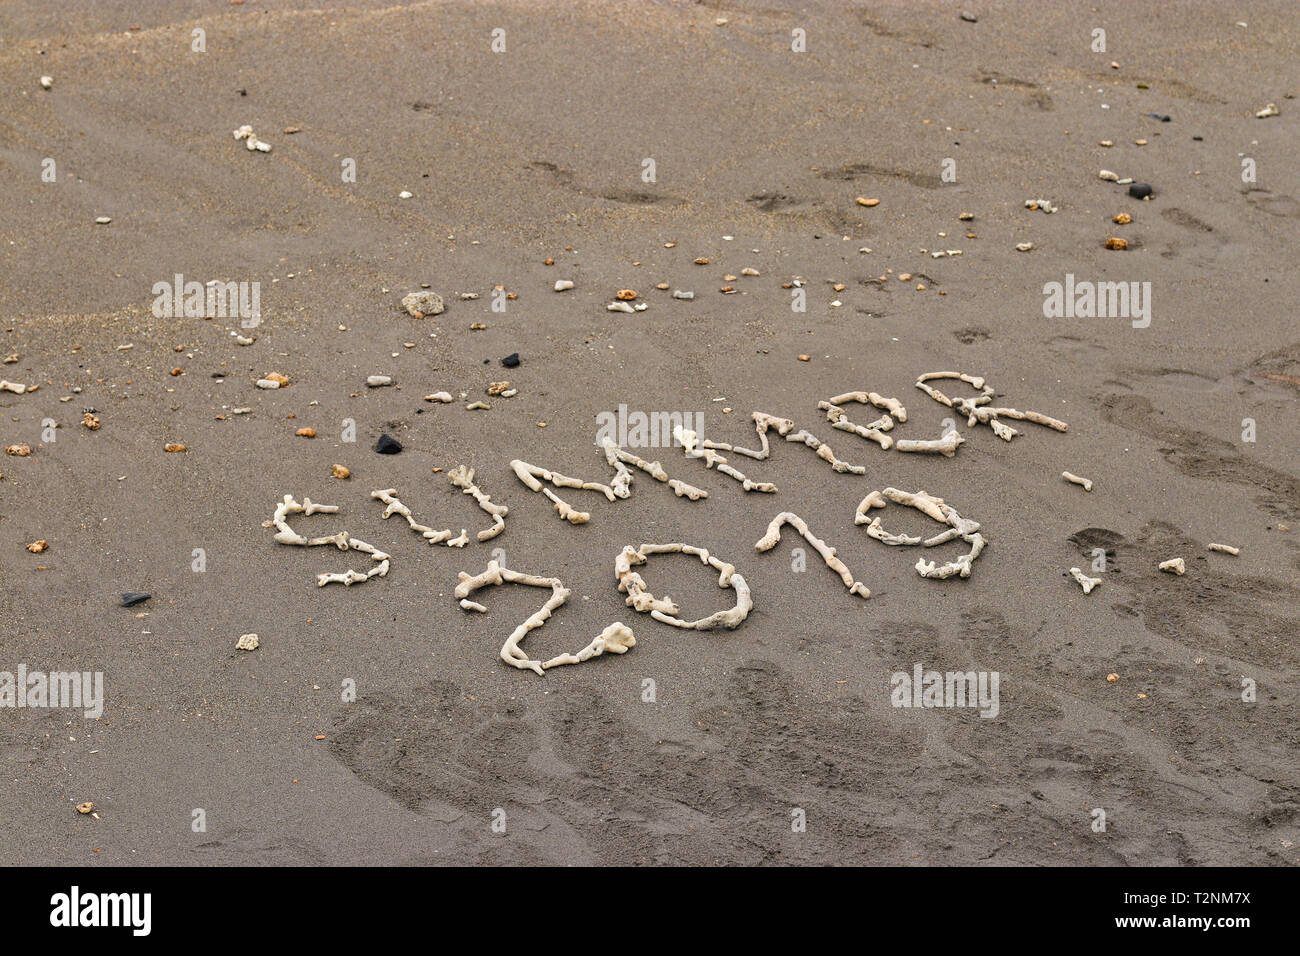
164,443,186,453
82,413,100,430
296,427,316,438
615,289,638,300
694,257,709,265
798,354,811,362
264,372,289,386
5,444,31,456
331,464,350,479
27,540,48,553
76,802,94,814
1113,212,1132,224
856,197,880,207
832,283,846,292
1105,237,1128,250
544,258,554,266
655,282,669,290
169,368,183,376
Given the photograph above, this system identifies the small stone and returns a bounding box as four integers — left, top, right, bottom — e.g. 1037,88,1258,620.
1128,182,1154,200
1098,169,1119,182
855,197,880,207
1134,138,1147,146
264,372,289,387
121,592,151,607
1099,140,1113,147
27,540,48,553
401,290,445,318
82,413,100,430
424,392,453,403
170,367,183,376
366,375,393,388
1106,673,1120,683
77,802,96,815
1256,103,1279,118
958,212,974,221
399,190,413,199
960,11,977,22
94,216,112,225
164,443,186,453
295,427,316,438
1159,557,1186,575
693,257,709,265
40,75,53,89
375,434,403,455
655,282,670,290
615,289,638,301
741,268,760,276
798,354,811,362
469,322,486,330
487,381,511,395
1105,237,1128,250
1015,242,1034,252
235,633,259,651
3,354,16,363
466,401,491,410
256,379,280,389
672,290,694,300
501,353,520,368
1113,212,1132,224
331,464,351,479
554,280,574,292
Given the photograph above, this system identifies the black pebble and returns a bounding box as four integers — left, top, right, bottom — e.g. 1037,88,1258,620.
501,353,520,368
1147,113,1171,122
1128,182,1154,200
121,592,151,607
375,434,403,454
1193,135,1203,141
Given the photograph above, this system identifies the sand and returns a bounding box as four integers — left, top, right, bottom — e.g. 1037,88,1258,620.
0,0,1297,865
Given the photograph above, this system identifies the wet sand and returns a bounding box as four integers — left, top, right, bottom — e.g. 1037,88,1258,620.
0,0,1298,865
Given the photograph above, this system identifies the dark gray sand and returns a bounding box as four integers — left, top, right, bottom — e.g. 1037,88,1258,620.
1,0,1297,865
